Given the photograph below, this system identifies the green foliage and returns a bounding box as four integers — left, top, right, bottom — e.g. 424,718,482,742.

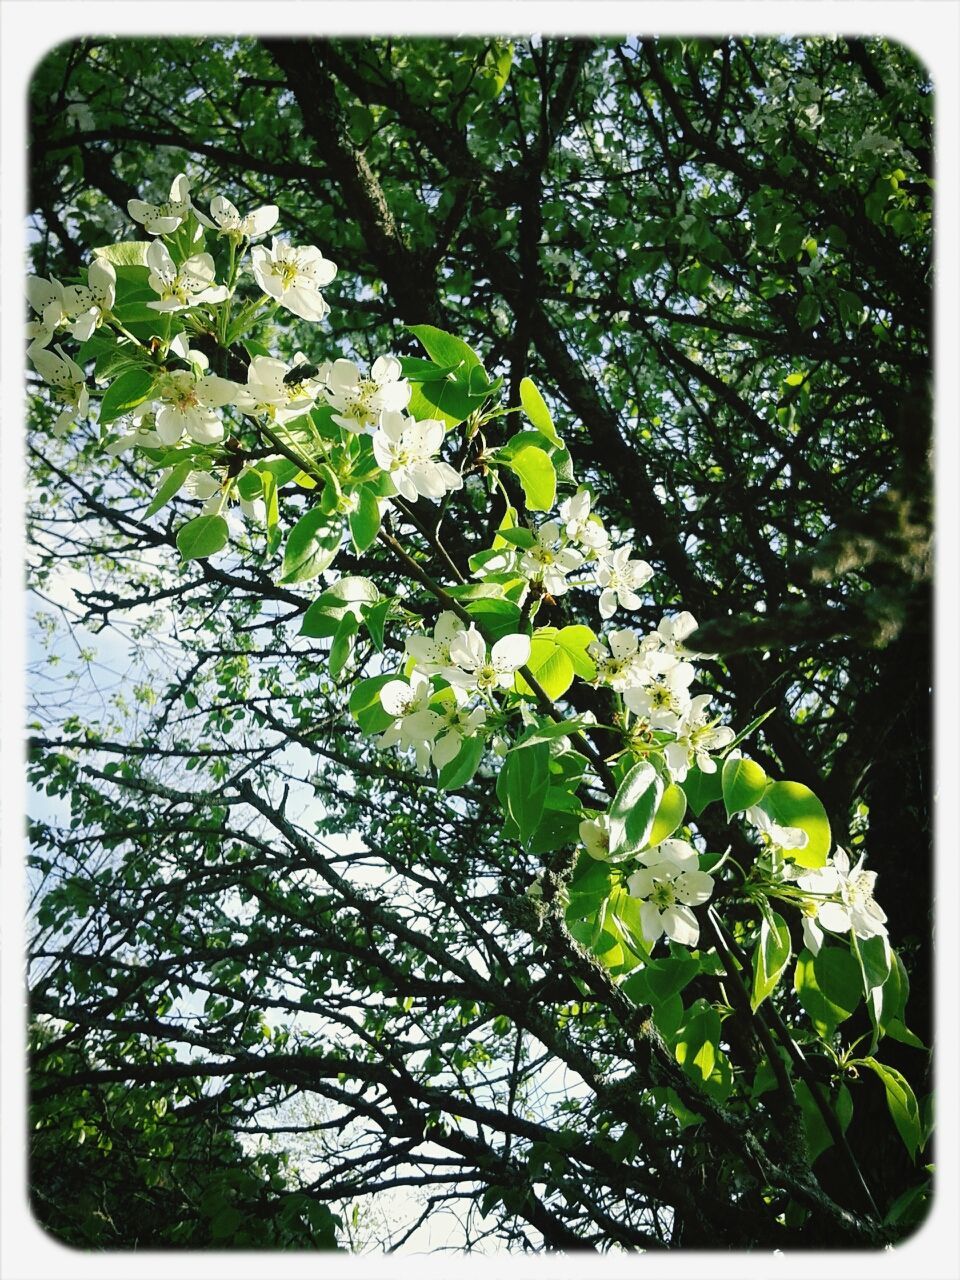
721,754,767,817
280,508,341,583
793,946,860,1037
176,514,229,561
751,909,791,1010
98,366,157,425
756,782,831,867
608,762,663,860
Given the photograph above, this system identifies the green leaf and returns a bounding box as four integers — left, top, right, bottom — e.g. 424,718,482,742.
329,611,358,679
608,761,663,860
751,910,791,1010
519,377,563,447
348,485,381,553
348,674,396,735
528,805,582,855
210,1206,243,1241
756,781,831,867
882,1180,932,1231
797,295,821,330
259,469,279,537
883,1019,926,1051
98,367,157,426
176,515,229,562
408,324,483,374
397,355,462,382
500,741,550,846
680,765,723,818
674,1000,721,1088
507,716,590,750
515,633,575,701
866,946,911,1050
852,931,892,997
464,597,522,643
626,950,700,1007
504,445,557,512
721,754,767,817
493,527,535,549
145,458,194,518
92,240,152,266
280,508,341,584
860,1057,922,1160
260,457,301,488
648,783,688,846
76,328,117,366
361,598,391,653
726,707,775,751
300,576,380,638
794,946,861,1037
555,625,597,680
436,734,486,791
95,342,149,383
407,378,488,428
795,1080,853,1163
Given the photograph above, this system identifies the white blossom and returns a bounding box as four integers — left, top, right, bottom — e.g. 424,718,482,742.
405,611,466,676
29,343,89,436
195,194,279,240
251,238,336,322
128,172,192,235
372,413,462,502
377,672,436,772
404,691,487,769
589,629,647,690
559,489,609,554
796,848,888,947
624,660,696,730
235,354,324,423
146,240,228,312
104,407,163,455
519,521,583,596
183,468,265,523
26,275,68,351
444,628,531,695
326,355,410,433
596,544,653,619
663,693,735,782
747,805,809,853
579,814,612,861
153,367,239,445
62,259,116,341
656,612,701,654
626,849,715,947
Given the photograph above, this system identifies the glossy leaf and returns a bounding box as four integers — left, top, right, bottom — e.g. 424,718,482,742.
721,754,767,817
756,781,831,867
608,761,663,860
175,514,229,562
279,509,341,584
751,910,791,1010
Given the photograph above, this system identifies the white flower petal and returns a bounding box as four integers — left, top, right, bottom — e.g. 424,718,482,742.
663,904,699,947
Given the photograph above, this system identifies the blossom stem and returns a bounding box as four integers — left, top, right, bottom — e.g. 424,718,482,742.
393,498,466,583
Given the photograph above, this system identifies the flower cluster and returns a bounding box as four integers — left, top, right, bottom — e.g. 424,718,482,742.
587,613,733,783
375,613,531,773
486,488,653,624
580,811,717,947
